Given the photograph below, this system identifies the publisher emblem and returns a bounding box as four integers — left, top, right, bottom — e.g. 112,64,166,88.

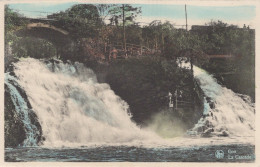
215,150,224,159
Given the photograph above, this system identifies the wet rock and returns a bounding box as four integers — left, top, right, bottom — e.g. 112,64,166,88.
4,73,43,147
209,102,215,109
4,84,26,147
201,128,214,137
196,126,205,133
219,130,229,137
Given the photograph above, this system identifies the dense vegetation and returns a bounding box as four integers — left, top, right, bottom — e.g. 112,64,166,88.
5,4,255,98
85,56,202,129
193,22,255,100
5,6,57,60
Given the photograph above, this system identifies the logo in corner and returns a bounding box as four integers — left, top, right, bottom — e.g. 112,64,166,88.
215,150,225,159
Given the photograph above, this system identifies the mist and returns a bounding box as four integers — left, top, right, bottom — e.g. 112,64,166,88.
145,109,188,138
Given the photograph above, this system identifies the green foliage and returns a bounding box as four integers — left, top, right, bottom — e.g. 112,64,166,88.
68,4,100,21
5,5,27,33
48,4,102,39
108,4,141,26
12,37,57,59
5,5,28,44
5,6,56,60
196,20,255,72
106,57,193,123
194,20,255,100
142,21,174,50
96,4,113,21
125,24,142,44
140,19,255,99
4,4,255,100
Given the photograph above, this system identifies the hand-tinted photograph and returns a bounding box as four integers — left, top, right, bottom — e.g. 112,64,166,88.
4,1,255,162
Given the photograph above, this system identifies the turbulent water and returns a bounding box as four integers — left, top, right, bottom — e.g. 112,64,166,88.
4,58,256,161
5,58,255,150
7,58,159,147
190,66,255,137
5,74,40,146
177,59,255,137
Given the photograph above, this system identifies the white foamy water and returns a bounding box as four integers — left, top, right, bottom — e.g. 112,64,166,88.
7,58,255,148
12,58,158,147
5,74,40,146
191,66,255,137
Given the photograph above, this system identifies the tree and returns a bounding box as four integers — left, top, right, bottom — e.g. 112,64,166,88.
4,6,60,65
47,4,102,39
191,20,255,100
5,5,28,44
108,4,141,55
96,4,113,24
11,37,57,59
125,24,142,45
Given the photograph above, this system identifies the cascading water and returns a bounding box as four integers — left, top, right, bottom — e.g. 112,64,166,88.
6,58,255,148
4,58,255,162
190,66,255,137
10,58,157,147
5,74,40,146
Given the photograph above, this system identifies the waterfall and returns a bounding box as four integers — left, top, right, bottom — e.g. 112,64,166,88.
6,57,255,147
10,58,156,147
5,74,40,146
190,66,255,137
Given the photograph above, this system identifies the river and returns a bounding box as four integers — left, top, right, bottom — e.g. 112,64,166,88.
4,58,255,162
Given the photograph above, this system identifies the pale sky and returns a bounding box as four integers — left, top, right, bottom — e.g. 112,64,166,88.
7,3,256,29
